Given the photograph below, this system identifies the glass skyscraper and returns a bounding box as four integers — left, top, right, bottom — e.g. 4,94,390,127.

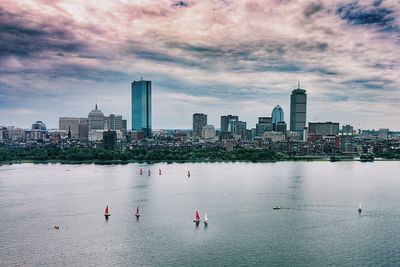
271,105,284,124
131,80,152,137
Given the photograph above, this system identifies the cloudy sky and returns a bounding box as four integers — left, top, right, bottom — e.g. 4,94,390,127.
1,0,399,130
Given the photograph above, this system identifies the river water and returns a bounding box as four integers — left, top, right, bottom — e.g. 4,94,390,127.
0,162,399,266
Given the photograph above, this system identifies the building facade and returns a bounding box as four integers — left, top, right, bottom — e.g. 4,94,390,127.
290,84,307,139
256,117,272,137
131,80,152,137
103,130,117,150
308,122,339,136
202,125,216,139
59,117,88,138
221,115,239,133
272,105,284,131
88,104,105,130
193,113,207,137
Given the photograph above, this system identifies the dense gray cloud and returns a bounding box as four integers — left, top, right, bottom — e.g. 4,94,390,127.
0,0,399,130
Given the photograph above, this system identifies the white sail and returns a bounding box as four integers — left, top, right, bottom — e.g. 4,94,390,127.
204,212,208,222
359,202,362,209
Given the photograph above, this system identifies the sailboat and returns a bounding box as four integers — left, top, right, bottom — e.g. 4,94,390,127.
135,206,140,219
159,168,162,175
187,170,191,178
204,212,208,225
148,169,151,176
139,168,143,175
358,202,362,213
104,205,111,218
193,211,201,224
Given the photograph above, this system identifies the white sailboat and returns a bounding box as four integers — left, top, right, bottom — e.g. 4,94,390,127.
358,202,362,213
204,212,208,225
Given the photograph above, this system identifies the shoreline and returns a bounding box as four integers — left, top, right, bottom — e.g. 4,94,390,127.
1,158,398,166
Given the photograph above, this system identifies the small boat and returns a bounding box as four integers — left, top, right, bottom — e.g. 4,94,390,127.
135,206,140,219
204,212,208,225
358,202,362,214
187,170,191,178
148,169,151,176
139,169,143,175
104,205,111,218
273,206,281,210
53,225,60,230
159,168,162,175
193,210,200,224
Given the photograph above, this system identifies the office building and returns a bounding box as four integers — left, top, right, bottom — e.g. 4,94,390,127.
235,121,247,140
256,117,272,136
0,127,9,140
221,115,239,133
131,79,152,137
32,121,46,131
308,122,339,136
78,121,89,140
193,113,207,137
88,104,105,130
103,130,117,150
276,121,287,135
202,125,216,139
290,83,307,138
272,105,284,131
59,117,88,138
342,124,354,136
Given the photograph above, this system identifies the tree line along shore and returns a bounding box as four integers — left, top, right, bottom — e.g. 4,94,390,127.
1,146,399,164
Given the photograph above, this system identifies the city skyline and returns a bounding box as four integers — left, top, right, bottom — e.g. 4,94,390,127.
1,1,400,130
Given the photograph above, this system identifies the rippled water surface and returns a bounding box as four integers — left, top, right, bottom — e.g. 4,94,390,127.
1,162,400,266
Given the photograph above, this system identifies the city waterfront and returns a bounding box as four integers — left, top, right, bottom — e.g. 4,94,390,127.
1,162,400,266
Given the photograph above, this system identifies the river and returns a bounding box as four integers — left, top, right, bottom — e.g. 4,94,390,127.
0,162,399,266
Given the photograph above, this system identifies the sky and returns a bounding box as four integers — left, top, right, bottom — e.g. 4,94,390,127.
0,0,399,130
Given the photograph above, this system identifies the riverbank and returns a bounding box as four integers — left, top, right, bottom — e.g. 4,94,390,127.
1,157,398,166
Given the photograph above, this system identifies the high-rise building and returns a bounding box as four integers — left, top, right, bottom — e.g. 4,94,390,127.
272,105,284,131
342,124,354,136
221,115,239,132
109,114,116,130
115,115,122,131
290,83,307,139
78,121,89,140
103,130,117,150
272,105,284,124
308,122,339,136
88,104,105,130
221,115,239,133
193,113,207,137
131,79,152,137
235,121,247,140
256,117,272,136
276,121,287,135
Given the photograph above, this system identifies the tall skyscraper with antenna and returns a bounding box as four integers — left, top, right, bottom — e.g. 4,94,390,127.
290,82,307,139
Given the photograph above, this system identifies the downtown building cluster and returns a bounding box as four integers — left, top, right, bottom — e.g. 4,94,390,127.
1,79,399,157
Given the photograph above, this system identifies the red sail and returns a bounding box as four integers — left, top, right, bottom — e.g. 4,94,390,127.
105,206,109,214
195,211,200,221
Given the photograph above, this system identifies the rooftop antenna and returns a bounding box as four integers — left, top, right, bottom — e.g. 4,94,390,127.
95,99,98,110
298,80,300,89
